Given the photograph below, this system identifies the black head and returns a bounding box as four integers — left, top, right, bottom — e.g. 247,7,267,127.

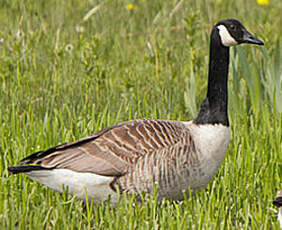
215,19,264,47
273,196,282,207
273,191,282,208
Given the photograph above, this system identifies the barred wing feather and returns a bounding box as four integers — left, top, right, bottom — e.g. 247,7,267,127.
15,119,188,178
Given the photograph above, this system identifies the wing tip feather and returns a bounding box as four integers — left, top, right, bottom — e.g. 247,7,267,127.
8,165,51,174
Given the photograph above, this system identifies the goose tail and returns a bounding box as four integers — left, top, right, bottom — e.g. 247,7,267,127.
8,165,51,174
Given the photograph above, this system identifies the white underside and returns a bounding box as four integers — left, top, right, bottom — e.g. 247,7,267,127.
25,169,118,204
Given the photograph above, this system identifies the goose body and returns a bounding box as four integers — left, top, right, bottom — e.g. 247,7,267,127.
8,19,263,204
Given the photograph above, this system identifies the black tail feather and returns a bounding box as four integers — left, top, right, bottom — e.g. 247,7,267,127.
8,165,52,174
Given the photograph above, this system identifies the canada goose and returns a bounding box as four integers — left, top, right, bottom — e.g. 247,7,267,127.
8,19,263,205
273,190,282,228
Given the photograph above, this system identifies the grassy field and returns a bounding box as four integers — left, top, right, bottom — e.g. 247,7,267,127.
0,0,281,229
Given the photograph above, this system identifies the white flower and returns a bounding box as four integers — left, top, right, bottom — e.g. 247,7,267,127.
16,30,24,40
75,25,85,33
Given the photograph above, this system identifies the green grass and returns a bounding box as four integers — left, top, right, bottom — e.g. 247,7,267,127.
0,0,281,229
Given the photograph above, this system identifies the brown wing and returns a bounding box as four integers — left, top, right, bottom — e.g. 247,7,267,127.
16,119,186,177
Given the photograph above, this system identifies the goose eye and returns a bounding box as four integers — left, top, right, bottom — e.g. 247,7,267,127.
230,25,236,30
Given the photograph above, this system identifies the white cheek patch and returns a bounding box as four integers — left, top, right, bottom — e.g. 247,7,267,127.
217,25,238,47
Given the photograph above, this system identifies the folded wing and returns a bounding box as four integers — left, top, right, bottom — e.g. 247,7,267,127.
9,119,186,177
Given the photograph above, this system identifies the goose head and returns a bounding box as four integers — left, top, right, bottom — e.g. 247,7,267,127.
273,190,282,208
215,19,264,47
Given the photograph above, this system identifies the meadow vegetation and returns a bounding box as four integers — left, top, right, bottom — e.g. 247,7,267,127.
0,0,281,229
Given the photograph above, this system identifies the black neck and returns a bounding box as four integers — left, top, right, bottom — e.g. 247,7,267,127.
194,27,230,126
